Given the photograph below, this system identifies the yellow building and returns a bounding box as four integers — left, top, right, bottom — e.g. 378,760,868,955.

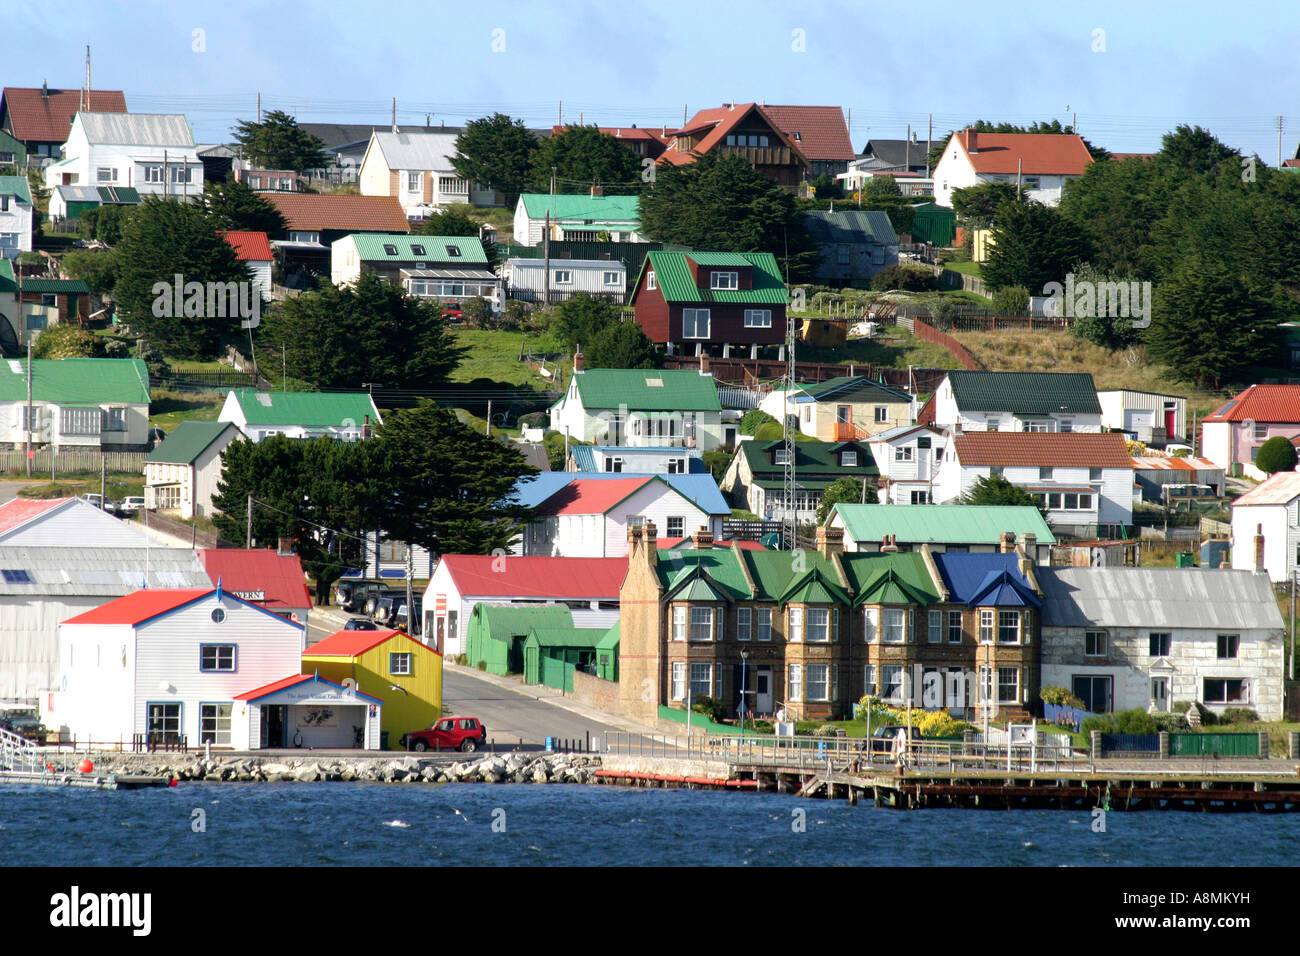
770,376,915,441
972,228,995,263
302,629,442,749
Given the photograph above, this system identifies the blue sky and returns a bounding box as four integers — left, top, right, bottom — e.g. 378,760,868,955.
6,0,1299,160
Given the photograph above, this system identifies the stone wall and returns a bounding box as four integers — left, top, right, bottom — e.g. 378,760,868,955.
572,671,621,714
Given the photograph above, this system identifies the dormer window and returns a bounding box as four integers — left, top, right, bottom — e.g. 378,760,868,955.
774,448,791,465
841,451,857,467
710,271,738,290
411,244,426,256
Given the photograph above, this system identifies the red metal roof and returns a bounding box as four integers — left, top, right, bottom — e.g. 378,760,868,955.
303,628,440,658
234,672,384,705
759,105,854,162
219,230,274,262
952,431,1133,468
62,589,214,626
955,129,1093,176
197,548,312,611
438,555,628,598
1204,384,1300,424
262,194,410,233
534,477,654,516
2,87,127,142
1234,470,1300,506
0,496,69,536
1130,456,1220,472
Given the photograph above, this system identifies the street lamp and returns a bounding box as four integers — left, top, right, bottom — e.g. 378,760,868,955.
739,648,750,735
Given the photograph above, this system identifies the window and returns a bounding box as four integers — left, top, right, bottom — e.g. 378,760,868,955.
881,664,904,702
200,703,232,745
41,293,57,307
672,606,686,641
169,166,191,184
882,608,906,643
788,606,803,642
604,457,623,473
841,451,857,467
682,308,711,338
985,418,1000,431
997,610,1021,644
806,664,830,701
389,652,412,676
910,491,930,505
836,245,850,265
410,244,426,257
1023,421,1050,432
806,608,836,642
1217,634,1239,659
289,231,319,244
0,569,31,584
199,645,236,672
666,516,684,537
774,448,791,465
998,667,1020,703
1039,467,1054,480
1089,468,1102,481
0,152,13,165
667,458,686,474
894,446,913,462
690,662,713,698
671,662,686,700
102,407,127,432
786,663,804,702
96,167,117,183
947,610,963,643
743,309,772,328
928,609,943,644
603,271,620,286
979,609,995,643
143,165,163,183
756,608,772,641
1058,420,1073,433
1254,422,1268,440
554,270,572,284
383,243,399,255
710,271,738,290
1203,678,1248,703
147,703,182,744
874,406,889,423
1085,630,1106,657
408,172,421,191
863,664,876,696
737,608,752,641
1149,632,1171,657
60,407,101,436
646,271,656,291
863,607,879,642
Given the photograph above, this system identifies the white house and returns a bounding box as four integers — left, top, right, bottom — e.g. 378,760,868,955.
567,444,705,474
826,503,1056,564
422,555,627,657
219,389,381,442
924,370,1102,433
934,431,1135,534
0,175,34,258
1230,471,1300,584
512,192,644,246
1097,389,1187,446
219,231,273,303
865,424,946,504
1039,567,1285,720
1201,384,1300,481
44,112,203,199
501,258,626,303
931,128,1093,209
358,131,495,216
144,421,243,519
0,358,151,450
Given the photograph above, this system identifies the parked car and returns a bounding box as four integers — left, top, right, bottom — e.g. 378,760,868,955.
81,493,116,513
868,724,924,757
0,705,49,745
343,617,378,631
442,305,463,321
334,579,385,613
393,596,423,634
400,716,487,753
119,496,146,515
366,588,406,621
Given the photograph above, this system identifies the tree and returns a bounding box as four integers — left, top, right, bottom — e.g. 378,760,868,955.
452,113,539,207
1158,124,1240,177
982,200,1091,294
810,172,843,199
32,324,103,359
232,110,328,172
369,400,538,555
199,179,288,237
548,293,621,353
113,197,252,358
817,476,877,524
950,181,1022,229
1065,263,1142,350
77,203,132,244
991,285,1029,315
257,272,465,388
1256,436,1298,475
587,319,658,370
461,296,492,329
412,206,482,237
862,174,901,200
60,248,119,296
960,474,1046,514
530,125,643,195
1058,153,1171,277
871,264,938,292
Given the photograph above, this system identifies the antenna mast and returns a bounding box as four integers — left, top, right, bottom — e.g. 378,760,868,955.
781,311,797,550
81,45,91,112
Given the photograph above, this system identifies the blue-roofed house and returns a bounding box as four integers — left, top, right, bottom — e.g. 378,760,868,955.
567,445,706,475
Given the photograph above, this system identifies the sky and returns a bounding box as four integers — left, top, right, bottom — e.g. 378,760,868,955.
5,0,1299,161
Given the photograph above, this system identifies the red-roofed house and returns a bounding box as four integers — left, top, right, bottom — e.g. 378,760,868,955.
521,475,723,557
197,547,312,638
552,124,669,161
422,555,628,656
932,128,1094,208
53,587,311,749
1201,384,1300,480
756,105,855,177
657,103,811,187
0,86,127,163
219,230,273,302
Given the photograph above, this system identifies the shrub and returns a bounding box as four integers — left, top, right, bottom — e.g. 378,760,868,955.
740,408,778,435
1080,715,1119,736
32,324,104,359
461,296,491,329
702,449,732,480
476,660,487,671
691,695,730,724
871,264,938,292
749,719,774,735
1040,686,1086,708
1114,709,1158,735
929,297,960,328
518,411,548,430
813,724,840,737
1151,712,1188,733
1255,436,1298,475
1219,707,1259,725
991,284,1029,315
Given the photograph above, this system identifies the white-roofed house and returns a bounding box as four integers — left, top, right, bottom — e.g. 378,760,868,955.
1230,470,1300,584
44,112,203,199
358,131,496,215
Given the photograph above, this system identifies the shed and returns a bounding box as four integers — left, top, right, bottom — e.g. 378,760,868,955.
522,625,607,687
464,603,574,675
595,622,620,681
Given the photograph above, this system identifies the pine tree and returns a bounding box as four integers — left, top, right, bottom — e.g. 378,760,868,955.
200,180,289,237
529,125,643,195
232,110,328,172
451,113,539,207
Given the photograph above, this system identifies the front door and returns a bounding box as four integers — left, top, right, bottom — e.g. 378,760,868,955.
436,616,446,654
261,705,286,749
754,666,773,715
1150,677,1169,712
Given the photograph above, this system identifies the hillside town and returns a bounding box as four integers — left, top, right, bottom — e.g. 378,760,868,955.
1,71,1299,764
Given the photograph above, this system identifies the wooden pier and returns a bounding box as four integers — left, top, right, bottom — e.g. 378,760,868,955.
0,770,172,790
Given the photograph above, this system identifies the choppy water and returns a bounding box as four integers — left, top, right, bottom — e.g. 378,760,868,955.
2,782,1297,866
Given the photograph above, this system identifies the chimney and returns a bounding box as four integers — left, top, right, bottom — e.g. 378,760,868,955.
699,353,710,375
1020,533,1037,563
362,414,371,439
999,531,1017,554
881,533,899,554
277,537,294,556
627,521,659,570
966,128,978,153
816,525,844,557
591,181,604,197
573,349,584,373
1254,523,1265,573
692,527,714,550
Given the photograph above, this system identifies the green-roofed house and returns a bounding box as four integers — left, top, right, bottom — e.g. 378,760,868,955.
629,250,788,350
826,503,1056,564
16,278,91,344
464,603,575,676
549,364,726,451
925,370,1102,433
513,192,644,246
330,233,499,310
720,438,879,522
219,388,382,443
0,358,150,449
0,174,35,257
144,420,243,519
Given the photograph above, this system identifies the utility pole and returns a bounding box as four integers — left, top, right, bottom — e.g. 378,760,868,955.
550,166,556,195
905,123,911,171
781,310,797,550
256,92,261,124
24,335,32,478
246,494,253,548
543,211,551,306
486,399,492,435
926,113,932,177
1290,568,1296,681
1278,115,1284,170
558,100,562,125
100,453,106,510
391,97,397,134
1016,158,1023,199
405,545,415,637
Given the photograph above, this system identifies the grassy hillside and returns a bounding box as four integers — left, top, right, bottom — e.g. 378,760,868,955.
449,329,569,387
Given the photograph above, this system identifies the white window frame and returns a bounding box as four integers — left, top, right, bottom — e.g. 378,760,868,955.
737,607,752,641
881,664,904,703
928,609,943,644
672,605,686,641
997,666,1020,704
689,606,714,641
389,652,412,676
894,445,913,462
882,607,906,644
863,607,879,642
1085,630,1107,657
997,610,1021,644
947,610,963,644
143,165,163,184
603,271,621,286
756,608,772,642
96,167,117,183
842,451,858,467
682,308,711,339
788,606,803,643
671,662,686,700
554,270,573,285
979,609,995,644
710,271,738,290
874,406,889,423
199,702,232,745
689,662,713,698
646,271,656,291
806,607,836,643
806,663,830,702
743,309,772,328
666,515,684,537
788,663,802,702
407,172,422,192
863,664,876,696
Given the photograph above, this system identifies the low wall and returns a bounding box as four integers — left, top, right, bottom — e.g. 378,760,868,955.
600,754,730,781
572,671,620,713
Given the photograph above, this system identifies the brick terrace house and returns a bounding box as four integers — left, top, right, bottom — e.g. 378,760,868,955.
0,86,127,165
931,128,1094,208
629,250,788,354
1201,384,1300,481
657,103,811,187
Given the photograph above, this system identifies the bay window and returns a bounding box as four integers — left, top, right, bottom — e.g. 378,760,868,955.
998,667,1020,703
671,662,686,700
788,663,802,701
672,606,686,641
997,610,1021,644
881,665,904,703
806,664,834,702
690,662,713,698
863,607,879,642
689,606,714,641
979,609,995,643
806,607,837,642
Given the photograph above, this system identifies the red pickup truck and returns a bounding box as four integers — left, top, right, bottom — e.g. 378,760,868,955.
400,717,487,752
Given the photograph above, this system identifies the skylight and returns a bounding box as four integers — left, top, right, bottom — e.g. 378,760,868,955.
411,244,426,256
383,243,399,255
1,569,32,583
645,378,663,387
446,245,462,257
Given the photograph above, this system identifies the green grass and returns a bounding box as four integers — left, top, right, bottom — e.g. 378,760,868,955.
944,260,984,278
19,473,145,500
794,327,964,372
450,329,569,387
149,389,223,431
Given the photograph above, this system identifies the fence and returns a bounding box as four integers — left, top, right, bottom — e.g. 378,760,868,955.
926,313,1073,332
1043,701,1095,732
0,448,146,476
717,386,768,409
1170,733,1260,757
722,518,787,544
539,655,575,693
911,317,980,370
1099,733,1160,756
158,366,268,391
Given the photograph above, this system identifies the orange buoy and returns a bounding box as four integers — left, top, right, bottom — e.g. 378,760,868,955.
78,759,94,774
46,762,55,772
168,776,179,788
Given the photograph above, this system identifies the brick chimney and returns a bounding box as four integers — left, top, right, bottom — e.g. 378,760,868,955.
966,128,979,153
881,533,899,554
277,537,294,556
999,531,1017,554
627,521,659,570
591,182,604,197
816,525,844,557
692,527,714,550
699,353,710,375
1255,523,1265,573
573,349,584,373
1020,533,1037,562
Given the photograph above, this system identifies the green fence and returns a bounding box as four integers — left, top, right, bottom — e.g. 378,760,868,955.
539,655,575,693
657,705,742,735
1170,733,1259,757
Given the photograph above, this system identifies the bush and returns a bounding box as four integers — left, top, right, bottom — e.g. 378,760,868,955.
991,284,1029,315
1114,709,1158,735
1151,712,1188,732
871,264,938,292
740,408,778,436
1219,707,1259,725
103,338,131,358
518,411,548,431
1255,436,1298,475
929,298,960,328
702,449,732,480
1080,715,1119,736
749,719,774,735
32,324,104,359
691,695,730,724
135,340,171,379
500,299,529,331
461,296,491,329
1040,686,1086,708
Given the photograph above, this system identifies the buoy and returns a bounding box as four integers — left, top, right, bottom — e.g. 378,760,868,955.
46,762,55,772
78,759,94,774
168,776,179,788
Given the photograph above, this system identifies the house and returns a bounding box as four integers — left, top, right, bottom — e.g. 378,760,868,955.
302,628,442,748
234,167,298,192
551,124,669,161
422,554,628,656
758,105,856,179
514,470,730,536
0,358,150,450
358,131,495,216
863,424,946,504
801,210,899,286
501,258,625,304
549,362,726,452
330,233,498,309
615,521,1044,723
197,547,313,636
1097,389,1187,446
1038,567,1285,720
761,375,914,441
1229,471,1300,584
0,544,212,702
0,127,28,169
513,192,644,246
629,251,789,352
657,103,812,187
0,175,34,258
196,144,235,185
44,113,203,199
0,86,127,165
218,389,381,442
262,193,410,276
144,420,243,518
856,136,931,175
12,279,92,345
837,166,934,198
934,431,1136,534
931,128,1094,208
567,444,705,474
48,183,141,222
520,475,724,557
232,673,383,749
1201,384,1300,480
219,231,273,303
826,504,1056,563
1130,456,1224,503
922,370,1103,433
721,438,879,522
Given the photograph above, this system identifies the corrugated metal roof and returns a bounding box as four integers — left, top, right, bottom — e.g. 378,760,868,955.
197,547,312,611
0,359,149,404
533,477,654,516
472,604,574,641
796,375,910,403
830,503,1057,546
516,472,728,514
18,279,90,294
79,112,194,147
304,628,433,658
0,175,32,203
437,555,628,598
1037,567,1283,629
741,439,879,480
571,368,721,412
348,233,486,264
234,673,383,704
220,230,273,262
145,421,240,464
0,547,211,595
228,389,380,427
639,251,787,305
951,432,1132,468
1204,384,1300,423
1130,456,1220,473
370,131,459,171
802,210,898,246
263,194,410,233
946,370,1100,415
519,193,640,223
402,267,497,281
1232,470,1300,506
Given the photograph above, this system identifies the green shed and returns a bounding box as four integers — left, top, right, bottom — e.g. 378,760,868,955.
522,626,606,688
464,604,573,676
595,622,620,682
909,202,956,247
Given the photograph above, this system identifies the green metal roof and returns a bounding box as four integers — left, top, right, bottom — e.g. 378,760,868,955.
572,369,721,412
827,503,1056,546
945,370,1101,416
145,421,241,464
778,566,850,608
0,358,149,404
0,259,14,295
228,389,379,427
667,566,734,603
96,186,140,204
0,175,32,204
474,604,574,641
795,376,911,403
841,553,941,607
17,278,90,294
641,251,788,305
519,193,640,223
524,626,607,649
739,439,878,481
347,233,487,264
596,621,620,650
